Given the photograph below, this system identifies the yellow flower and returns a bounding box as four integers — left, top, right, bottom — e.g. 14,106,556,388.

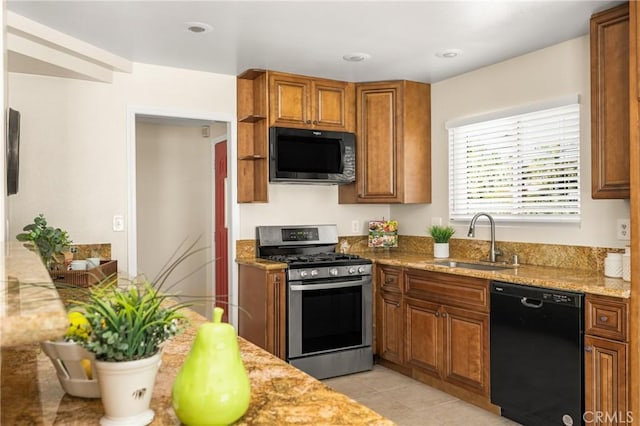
65,311,91,341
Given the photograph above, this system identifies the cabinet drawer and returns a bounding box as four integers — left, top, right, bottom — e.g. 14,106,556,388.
378,265,403,293
405,269,489,312
585,294,629,341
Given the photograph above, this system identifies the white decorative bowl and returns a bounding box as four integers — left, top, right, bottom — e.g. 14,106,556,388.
40,340,100,398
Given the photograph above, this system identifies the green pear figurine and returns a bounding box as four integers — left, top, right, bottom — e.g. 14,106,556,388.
172,307,251,426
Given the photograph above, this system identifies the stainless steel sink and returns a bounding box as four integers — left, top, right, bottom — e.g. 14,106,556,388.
434,260,511,271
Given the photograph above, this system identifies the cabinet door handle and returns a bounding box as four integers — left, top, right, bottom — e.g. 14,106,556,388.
313,120,318,125
585,345,593,353
434,312,439,317
385,277,394,284
306,120,312,124
395,303,400,308
441,312,447,318
599,315,609,323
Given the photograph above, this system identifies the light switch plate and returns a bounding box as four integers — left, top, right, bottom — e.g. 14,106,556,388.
113,215,124,232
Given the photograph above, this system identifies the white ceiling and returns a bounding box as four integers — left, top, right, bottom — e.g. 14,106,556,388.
6,0,624,83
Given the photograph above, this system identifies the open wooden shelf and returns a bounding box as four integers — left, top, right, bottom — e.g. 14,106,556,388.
237,69,269,203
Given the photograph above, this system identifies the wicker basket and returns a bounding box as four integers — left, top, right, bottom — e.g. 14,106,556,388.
54,260,117,287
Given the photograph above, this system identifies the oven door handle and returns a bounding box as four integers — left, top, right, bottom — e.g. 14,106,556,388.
289,280,369,291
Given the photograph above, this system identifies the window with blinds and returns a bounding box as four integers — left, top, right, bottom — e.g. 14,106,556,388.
448,101,580,223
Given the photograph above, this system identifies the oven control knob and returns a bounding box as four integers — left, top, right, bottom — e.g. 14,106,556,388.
348,267,356,274
300,270,308,278
358,266,366,274
329,268,339,276
310,269,319,277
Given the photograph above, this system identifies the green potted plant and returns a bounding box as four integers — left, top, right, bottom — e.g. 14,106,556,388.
428,225,455,258
61,240,239,426
68,271,192,425
16,213,72,271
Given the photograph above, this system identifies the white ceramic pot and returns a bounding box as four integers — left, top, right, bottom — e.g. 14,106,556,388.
95,352,162,426
40,340,100,398
434,242,450,258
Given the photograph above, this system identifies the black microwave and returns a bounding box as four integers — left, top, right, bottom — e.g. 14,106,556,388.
269,127,356,184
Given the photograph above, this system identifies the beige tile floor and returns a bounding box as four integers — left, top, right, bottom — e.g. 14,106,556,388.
323,364,521,426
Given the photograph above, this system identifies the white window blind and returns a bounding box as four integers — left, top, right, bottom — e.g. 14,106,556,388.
448,102,580,223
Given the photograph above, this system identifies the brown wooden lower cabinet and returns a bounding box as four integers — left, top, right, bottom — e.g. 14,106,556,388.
237,264,287,359
404,296,489,396
584,294,629,425
404,297,440,375
584,335,629,425
376,265,491,405
442,305,489,395
378,291,404,365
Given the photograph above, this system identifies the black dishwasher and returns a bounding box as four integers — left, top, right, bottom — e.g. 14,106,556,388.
490,281,584,426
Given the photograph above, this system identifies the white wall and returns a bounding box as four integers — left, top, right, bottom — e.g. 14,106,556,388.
239,185,390,239
7,63,236,271
239,36,629,248
136,121,213,316
392,35,630,248
8,34,629,258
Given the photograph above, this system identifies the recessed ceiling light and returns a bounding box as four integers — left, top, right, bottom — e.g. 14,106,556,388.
184,22,213,34
342,52,371,62
435,49,463,59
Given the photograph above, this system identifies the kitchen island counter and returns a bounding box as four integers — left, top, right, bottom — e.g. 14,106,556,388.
1,242,68,347
1,307,394,425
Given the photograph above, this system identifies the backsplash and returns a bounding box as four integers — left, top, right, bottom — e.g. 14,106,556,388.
236,240,256,260
70,243,112,261
237,236,624,273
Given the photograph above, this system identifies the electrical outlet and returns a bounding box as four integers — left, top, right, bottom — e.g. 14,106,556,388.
617,218,630,240
113,215,124,232
431,217,442,226
351,220,360,233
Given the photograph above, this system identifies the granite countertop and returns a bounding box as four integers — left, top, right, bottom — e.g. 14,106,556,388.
1,307,394,425
236,257,289,271
1,242,68,346
237,252,630,299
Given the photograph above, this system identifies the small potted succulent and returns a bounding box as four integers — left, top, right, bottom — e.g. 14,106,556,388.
428,225,455,258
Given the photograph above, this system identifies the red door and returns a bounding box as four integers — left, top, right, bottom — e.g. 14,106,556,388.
214,140,229,321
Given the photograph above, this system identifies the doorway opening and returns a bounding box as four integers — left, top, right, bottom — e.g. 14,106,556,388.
126,107,237,322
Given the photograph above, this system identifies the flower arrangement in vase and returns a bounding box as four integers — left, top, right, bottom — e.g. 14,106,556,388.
40,311,100,398
428,225,455,258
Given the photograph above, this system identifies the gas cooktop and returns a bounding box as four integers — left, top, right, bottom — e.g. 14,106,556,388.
255,224,372,270
264,252,368,266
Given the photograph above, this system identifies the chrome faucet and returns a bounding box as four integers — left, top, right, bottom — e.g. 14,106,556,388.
467,213,502,263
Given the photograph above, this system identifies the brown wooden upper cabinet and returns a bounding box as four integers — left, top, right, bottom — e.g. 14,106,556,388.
237,70,430,204
339,80,431,204
268,72,355,132
591,4,630,199
237,69,355,203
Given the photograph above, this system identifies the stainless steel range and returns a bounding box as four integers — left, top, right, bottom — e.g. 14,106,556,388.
256,224,373,379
